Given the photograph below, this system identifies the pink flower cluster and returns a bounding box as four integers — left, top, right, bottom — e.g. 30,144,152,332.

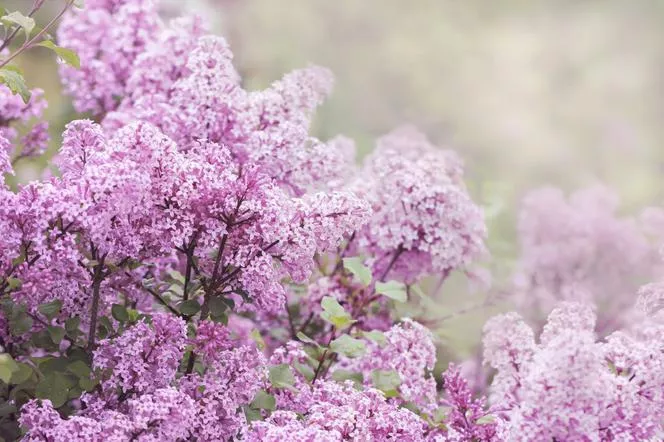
512,185,662,333
349,125,487,283
0,84,49,162
58,0,161,115
20,315,267,441
247,380,427,441
340,319,438,410
484,302,664,440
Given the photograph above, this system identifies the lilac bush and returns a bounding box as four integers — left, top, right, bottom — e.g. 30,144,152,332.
0,1,663,441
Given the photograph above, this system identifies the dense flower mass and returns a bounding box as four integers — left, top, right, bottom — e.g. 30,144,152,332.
349,125,488,284
511,185,662,333
58,0,162,115
93,314,187,396
0,84,49,162
247,381,427,441
484,302,664,440
1,0,664,440
340,319,438,410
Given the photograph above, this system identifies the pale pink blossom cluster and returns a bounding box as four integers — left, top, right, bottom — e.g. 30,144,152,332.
246,381,427,441
349,125,487,284
58,0,162,114
512,185,662,333
484,302,664,440
0,84,49,161
339,319,438,410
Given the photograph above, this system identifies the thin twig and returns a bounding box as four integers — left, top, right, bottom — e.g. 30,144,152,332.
312,331,336,384
144,286,182,318
0,0,45,53
0,0,76,70
379,244,404,282
184,351,196,375
86,253,107,352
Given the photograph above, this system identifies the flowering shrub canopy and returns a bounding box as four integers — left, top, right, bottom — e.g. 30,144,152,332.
0,1,662,441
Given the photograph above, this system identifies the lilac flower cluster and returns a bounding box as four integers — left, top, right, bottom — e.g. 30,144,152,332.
340,319,438,410
484,302,664,440
247,381,427,441
512,185,662,333
349,125,487,284
0,84,49,162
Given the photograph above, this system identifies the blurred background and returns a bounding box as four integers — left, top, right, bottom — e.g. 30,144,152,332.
8,0,664,359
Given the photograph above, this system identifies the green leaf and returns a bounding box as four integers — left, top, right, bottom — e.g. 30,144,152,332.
32,330,57,350
362,330,387,347
6,277,21,290
97,316,113,339
296,332,323,349
244,405,262,423
0,419,20,441
209,296,228,317
0,66,30,103
293,361,315,382
268,364,296,390
66,347,91,365
36,40,80,68
371,369,401,397
111,304,128,322
0,354,19,383
127,308,140,322
11,254,25,267
1,11,35,40
210,311,228,325
10,363,33,384
331,369,364,386
222,297,235,310
250,329,266,351
179,299,200,316
0,402,17,418
402,401,421,414
79,377,97,392
251,390,276,411
65,317,80,333
66,361,91,379
342,257,372,286
375,280,407,303
330,335,366,358
68,385,83,399
38,300,62,320
35,373,69,408
127,259,143,270
47,326,66,345
167,270,185,284
39,357,68,374
320,296,354,330
9,311,33,336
